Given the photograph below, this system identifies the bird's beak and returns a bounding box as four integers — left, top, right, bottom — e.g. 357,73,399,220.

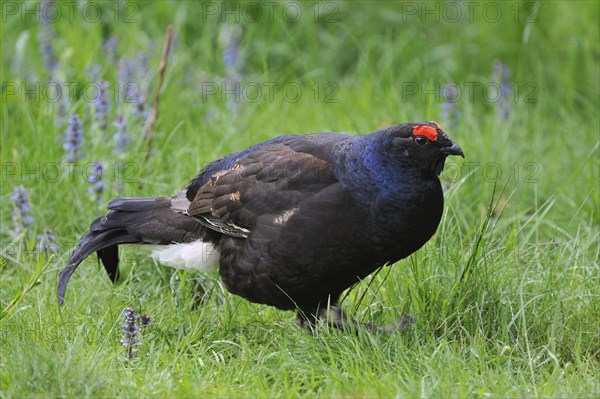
441,142,465,158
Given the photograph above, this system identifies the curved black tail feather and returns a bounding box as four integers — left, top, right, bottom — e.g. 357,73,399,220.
58,197,206,305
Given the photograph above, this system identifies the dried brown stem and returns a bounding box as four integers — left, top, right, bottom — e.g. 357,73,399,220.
139,25,174,189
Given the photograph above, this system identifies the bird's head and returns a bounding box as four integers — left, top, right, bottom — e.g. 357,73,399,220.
381,121,464,176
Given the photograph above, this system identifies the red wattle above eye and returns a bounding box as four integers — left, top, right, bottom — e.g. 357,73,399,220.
412,125,438,141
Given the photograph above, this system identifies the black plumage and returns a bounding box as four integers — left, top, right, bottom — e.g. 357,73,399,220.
58,122,463,331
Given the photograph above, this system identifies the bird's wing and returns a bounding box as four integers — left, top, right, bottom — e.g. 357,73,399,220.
184,135,341,238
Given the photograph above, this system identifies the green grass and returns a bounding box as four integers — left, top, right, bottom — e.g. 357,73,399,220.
1,1,599,397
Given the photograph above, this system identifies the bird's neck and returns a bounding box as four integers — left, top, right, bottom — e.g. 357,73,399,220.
334,133,441,208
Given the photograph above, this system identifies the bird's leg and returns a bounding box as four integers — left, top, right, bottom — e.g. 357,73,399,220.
296,311,317,331
297,305,414,334
321,305,415,333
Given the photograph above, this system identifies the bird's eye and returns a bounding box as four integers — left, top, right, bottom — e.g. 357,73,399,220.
414,136,428,146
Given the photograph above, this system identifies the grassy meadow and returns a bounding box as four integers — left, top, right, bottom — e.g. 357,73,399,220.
1,1,598,397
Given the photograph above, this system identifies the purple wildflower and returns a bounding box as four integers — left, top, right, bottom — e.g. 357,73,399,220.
86,64,101,83
54,81,71,129
121,307,141,358
134,54,151,122
492,60,513,121
118,57,149,121
131,91,149,122
36,227,58,260
223,32,241,70
102,36,118,62
117,58,131,88
11,186,35,237
136,52,150,81
219,24,243,111
94,81,111,131
441,83,461,130
113,115,131,154
64,114,84,162
87,162,105,203
118,58,136,103
38,0,58,74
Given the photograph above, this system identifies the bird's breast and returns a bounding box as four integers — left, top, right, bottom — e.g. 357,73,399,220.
365,183,444,253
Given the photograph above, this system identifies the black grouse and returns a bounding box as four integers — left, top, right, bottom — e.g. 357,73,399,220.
58,121,464,331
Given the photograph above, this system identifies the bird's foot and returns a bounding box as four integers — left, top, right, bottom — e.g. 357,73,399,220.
297,305,414,334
